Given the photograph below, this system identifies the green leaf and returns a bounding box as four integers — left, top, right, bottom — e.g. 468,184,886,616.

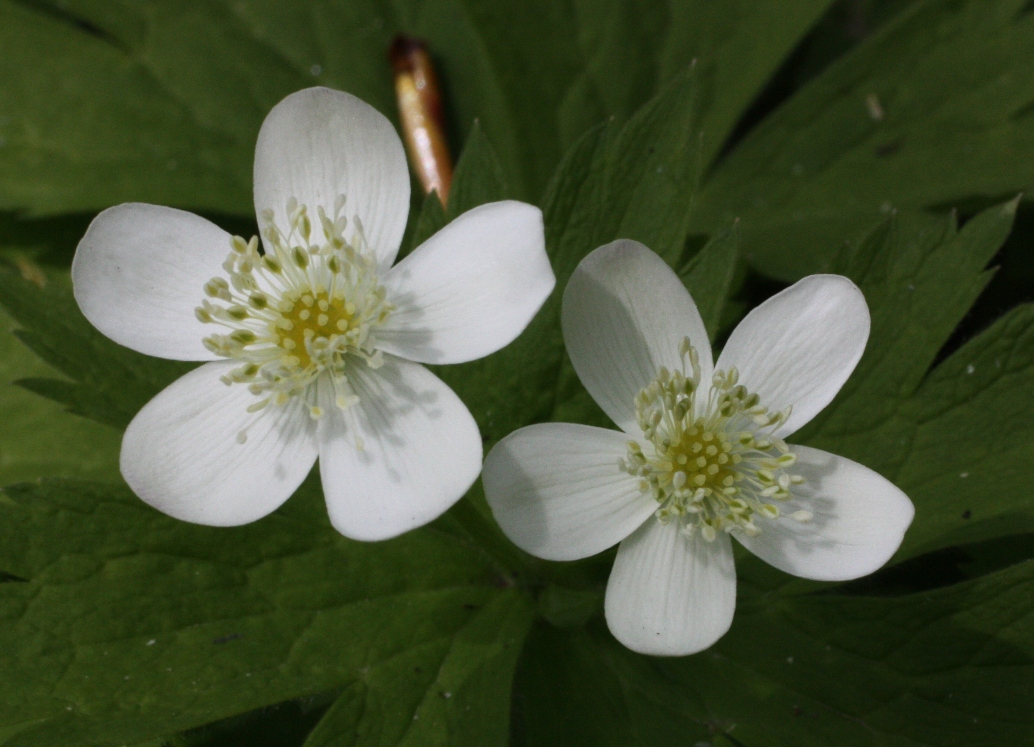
446,120,510,219
794,200,1034,561
407,191,448,257
654,0,837,170
517,558,1034,746
302,589,533,747
0,265,193,429
678,221,741,343
514,623,713,746
0,0,832,216
0,477,528,746
0,303,120,484
0,0,263,215
547,68,705,274
692,0,1034,280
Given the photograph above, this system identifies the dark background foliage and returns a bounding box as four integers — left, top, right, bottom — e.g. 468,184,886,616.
0,1,1032,744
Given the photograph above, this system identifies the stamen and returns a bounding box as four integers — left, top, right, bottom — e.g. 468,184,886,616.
196,194,393,432
621,337,806,540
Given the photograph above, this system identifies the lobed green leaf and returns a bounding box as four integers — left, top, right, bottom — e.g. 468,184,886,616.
692,0,1034,280
517,558,1034,746
0,477,522,746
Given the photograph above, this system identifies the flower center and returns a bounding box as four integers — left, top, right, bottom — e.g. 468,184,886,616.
196,195,392,420
279,290,360,370
620,338,810,541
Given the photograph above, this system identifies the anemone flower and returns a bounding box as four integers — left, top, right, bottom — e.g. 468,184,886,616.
483,239,912,655
73,87,554,541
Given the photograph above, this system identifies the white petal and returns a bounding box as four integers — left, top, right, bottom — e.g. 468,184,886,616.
483,423,656,561
562,240,713,435
377,201,554,364
317,355,482,541
605,519,736,656
735,445,914,581
121,361,318,526
253,87,410,272
716,274,869,437
72,203,229,361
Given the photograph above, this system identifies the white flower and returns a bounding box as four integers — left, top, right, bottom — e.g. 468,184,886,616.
483,240,913,656
72,87,555,541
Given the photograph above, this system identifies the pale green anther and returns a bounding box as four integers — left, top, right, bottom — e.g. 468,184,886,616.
249,293,269,309
230,330,256,344
263,256,283,273
195,307,212,323
293,247,309,268
246,398,270,413
227,305,249,321
204,277,229,298
232,235,249,254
